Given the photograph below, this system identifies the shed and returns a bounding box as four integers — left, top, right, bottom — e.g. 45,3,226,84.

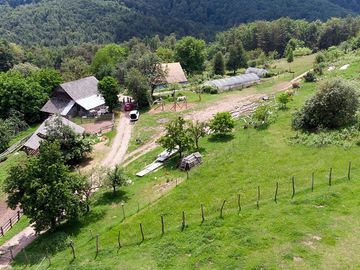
180,152,202,171
204,73,260,92
245,67,268,77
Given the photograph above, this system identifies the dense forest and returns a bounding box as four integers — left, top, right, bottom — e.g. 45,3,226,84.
0,0,359,46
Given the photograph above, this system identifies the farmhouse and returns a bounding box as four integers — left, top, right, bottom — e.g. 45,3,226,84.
245,67,269,77
161,62,188,85
23,115,85,155
205,73,260,92
41,76,107,117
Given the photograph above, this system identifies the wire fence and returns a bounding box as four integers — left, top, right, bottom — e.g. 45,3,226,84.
5,160,359,269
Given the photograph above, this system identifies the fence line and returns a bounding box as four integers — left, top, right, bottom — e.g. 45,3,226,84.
8,161,359,268
0,134,32,160
0,210,23,238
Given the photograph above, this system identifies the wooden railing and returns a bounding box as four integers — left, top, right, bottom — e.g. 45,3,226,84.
0,210,23,238
0,134,32,160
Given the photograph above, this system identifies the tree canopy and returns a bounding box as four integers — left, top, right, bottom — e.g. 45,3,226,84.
3,141,87,232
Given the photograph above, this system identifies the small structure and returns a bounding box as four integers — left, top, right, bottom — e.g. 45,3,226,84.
204,73,260,92
160,62,188,85
245,67,268,77
41,76,107,117
23,115,85,155
180,152,202,171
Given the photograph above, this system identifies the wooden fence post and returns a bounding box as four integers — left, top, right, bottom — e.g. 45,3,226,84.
117,230,121,249
292,176,295,199
161,215,165,235
9,218,12,229
9,247,13,260
121,204,126,220
237,194,241,212
274,182,279,203
201,204,205,223
181,211,186,231
329,168,332,186
311,172,314,192
96,234,99,256
17,211,20,221
69,240,76,259
0,227,3,236
140,223,145,242
257,186,260,209
348,161,352,180
220,200,226,218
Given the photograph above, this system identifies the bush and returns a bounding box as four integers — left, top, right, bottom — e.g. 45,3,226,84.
276,92,292,109
304,71,316,82
315,53,326,64
202,85,218,94
313,63,325,75
292,78,359,130
294,47,312,57
252,104,276,128
209,112,235,135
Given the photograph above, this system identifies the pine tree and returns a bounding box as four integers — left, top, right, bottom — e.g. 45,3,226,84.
287,47,294,63
213,52,225,75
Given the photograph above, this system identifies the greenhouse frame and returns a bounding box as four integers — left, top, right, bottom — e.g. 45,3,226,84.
205,73,260,92
245,67,269,77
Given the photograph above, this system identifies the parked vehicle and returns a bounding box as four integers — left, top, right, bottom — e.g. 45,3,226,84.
129,110,140,121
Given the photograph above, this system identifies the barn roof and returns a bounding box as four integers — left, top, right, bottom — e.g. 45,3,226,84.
23,115,85,151
161,62,188,84
41,76,105,113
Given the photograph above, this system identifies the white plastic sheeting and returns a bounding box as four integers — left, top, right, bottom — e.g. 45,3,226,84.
245,67,268,77
205,73,260,92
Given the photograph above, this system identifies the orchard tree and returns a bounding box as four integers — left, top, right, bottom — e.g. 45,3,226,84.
175,36,206,74
209,112,235,135
3,141,87,232
213,52,225,75
106,165,127,194
292,78,359,130
99,76,120,111
158,117,194,158
188,121,207,149
126,68,152,107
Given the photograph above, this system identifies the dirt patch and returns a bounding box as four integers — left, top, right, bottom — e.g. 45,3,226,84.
81,120,114,134
157,118,170,124
293,256,303,263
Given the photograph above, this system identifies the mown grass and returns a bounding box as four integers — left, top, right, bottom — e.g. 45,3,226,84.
11,78,360,269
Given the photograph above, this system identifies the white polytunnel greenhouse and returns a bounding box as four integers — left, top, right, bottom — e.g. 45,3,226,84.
245,67,269,77
204,73,260,92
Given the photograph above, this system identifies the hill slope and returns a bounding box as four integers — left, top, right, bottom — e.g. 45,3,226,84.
0,0,357,46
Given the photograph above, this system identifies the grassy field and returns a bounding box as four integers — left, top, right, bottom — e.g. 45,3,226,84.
10,52,360,269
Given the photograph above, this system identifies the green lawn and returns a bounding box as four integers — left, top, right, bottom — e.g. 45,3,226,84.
11,74,360,269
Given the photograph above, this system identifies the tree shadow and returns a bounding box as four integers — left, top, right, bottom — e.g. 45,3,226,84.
94,190,129,206
208,134,234,143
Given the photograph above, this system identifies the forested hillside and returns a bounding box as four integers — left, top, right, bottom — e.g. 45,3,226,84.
0,0,358,46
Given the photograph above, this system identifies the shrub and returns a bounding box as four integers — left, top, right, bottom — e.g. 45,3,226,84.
276,92,292,109
315,53,326,64
252,104,276,128
294,47,312,57
209,112,235,135
313,63,325,75
202,85,218,94
292,78,359,130
304,71,316,82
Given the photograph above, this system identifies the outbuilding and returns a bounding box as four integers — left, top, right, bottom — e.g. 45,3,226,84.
180,152,202,171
